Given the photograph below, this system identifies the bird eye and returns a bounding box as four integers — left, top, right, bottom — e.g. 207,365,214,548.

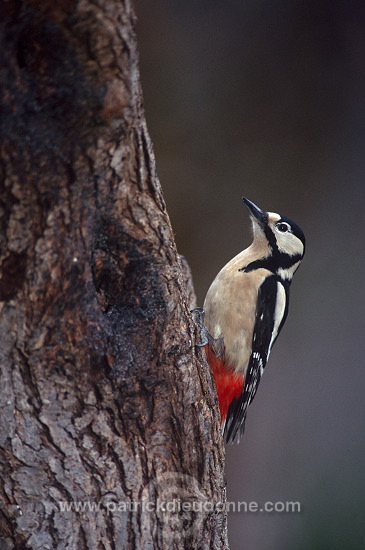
276,222,291,233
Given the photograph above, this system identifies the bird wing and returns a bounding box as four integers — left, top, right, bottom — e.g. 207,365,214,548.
224,275,285,444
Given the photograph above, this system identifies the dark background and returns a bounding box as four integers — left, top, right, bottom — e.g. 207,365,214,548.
135,1,365,549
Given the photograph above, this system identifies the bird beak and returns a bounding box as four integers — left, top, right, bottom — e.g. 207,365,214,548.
242,197,268,226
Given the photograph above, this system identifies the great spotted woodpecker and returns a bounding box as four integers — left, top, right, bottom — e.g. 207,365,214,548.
203,198,305,443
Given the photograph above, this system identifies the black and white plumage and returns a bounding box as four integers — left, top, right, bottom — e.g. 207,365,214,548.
203,198,305,443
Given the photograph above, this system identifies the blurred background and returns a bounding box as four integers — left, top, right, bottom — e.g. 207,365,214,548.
135,1,365,549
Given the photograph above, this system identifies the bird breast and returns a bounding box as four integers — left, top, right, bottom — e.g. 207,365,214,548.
204,250,272,375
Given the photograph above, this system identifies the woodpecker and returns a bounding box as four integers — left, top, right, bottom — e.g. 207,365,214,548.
203,198,305,443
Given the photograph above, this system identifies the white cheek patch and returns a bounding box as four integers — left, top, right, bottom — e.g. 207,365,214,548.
277,234,304,257
277,261,301,280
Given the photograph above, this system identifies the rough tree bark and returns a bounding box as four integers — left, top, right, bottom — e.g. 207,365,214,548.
0,1,228,549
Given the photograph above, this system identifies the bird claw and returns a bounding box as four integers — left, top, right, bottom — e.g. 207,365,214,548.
196,333,209,347
191,307,209,347
191,307,205,325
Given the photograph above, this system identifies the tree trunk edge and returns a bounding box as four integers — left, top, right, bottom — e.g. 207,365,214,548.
0,1,229,548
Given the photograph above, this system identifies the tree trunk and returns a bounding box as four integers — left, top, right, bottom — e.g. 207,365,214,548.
0,1,228,549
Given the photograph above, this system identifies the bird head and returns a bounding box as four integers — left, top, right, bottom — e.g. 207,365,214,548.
243,197,305,271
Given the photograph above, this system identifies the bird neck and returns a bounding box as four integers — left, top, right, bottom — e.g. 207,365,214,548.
239,244,301,283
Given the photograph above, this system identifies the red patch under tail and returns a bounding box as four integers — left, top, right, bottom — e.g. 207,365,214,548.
205,344,244,422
